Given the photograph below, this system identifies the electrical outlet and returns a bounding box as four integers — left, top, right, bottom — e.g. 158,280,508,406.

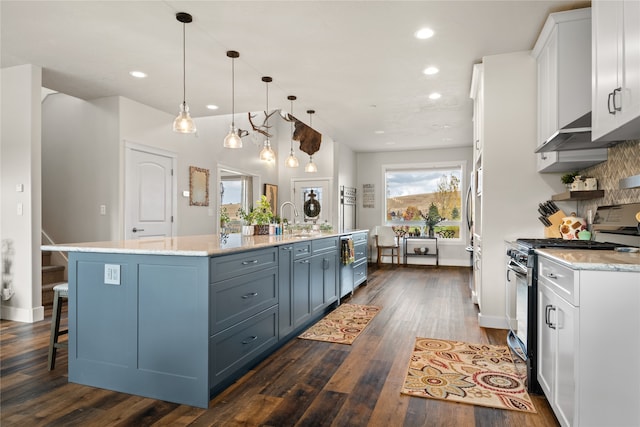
104,264,121,285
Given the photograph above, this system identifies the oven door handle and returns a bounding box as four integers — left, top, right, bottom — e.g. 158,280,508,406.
507,260,527,277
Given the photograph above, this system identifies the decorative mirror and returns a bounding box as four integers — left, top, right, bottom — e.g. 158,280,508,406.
189,166,209,206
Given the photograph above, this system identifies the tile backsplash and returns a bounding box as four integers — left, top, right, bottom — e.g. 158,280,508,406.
579,139,640,216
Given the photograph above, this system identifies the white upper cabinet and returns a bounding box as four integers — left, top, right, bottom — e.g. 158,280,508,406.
592,0,640,142
533,8,607,172
470,63,484,162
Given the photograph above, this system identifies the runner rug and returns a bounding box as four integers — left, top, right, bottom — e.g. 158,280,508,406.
401,337,537,413
298,303,381,345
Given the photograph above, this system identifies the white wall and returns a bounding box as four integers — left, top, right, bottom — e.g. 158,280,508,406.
1,64,44,322
356,147,474,266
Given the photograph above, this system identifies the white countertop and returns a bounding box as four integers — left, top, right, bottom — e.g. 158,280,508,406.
41,230,369,257
535,248,640,272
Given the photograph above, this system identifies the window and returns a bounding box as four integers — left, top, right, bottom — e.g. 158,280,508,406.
220,172,253,234
384,164,463,239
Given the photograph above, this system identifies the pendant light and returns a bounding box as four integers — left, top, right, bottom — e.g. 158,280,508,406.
304,109,318,173
259,76,275,162
223,50,242,148
172,12,196,134
285,95,300,168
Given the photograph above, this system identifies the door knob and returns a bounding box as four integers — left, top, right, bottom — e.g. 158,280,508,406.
132,227,145,233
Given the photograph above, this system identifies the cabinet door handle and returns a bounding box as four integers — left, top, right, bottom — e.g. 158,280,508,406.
613,87,622,112
540,153,547,160
241,292,258,299
608,91,615,114
298,259,310,264
241,259,259,265
545,304,556,330
242,336,258,344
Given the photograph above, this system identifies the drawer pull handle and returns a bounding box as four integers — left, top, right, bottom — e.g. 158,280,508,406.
282,246,293,250
356,252,364,255
546,273,557,279
297,248,309,253
242,292,258,299
545,304,556,330
242,336,258,344
242,260,259,265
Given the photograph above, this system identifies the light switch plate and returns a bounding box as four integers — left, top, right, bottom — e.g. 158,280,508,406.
104,264,121,285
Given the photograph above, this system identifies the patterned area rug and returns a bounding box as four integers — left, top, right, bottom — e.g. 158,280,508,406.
298,303,381,345
401,338,537,413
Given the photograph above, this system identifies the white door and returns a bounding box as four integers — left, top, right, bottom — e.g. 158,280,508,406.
125,145,175,239
292,179,331,225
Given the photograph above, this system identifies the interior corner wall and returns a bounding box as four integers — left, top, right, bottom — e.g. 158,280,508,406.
42,94,119,244
1,64,44,322
336,141,356,231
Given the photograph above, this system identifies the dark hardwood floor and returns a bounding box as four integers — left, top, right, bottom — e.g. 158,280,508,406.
1,265,559,426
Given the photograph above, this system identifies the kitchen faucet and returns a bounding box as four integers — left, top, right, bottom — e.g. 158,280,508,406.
279,201,299,233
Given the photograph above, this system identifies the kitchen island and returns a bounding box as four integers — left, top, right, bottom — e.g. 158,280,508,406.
535,248,639,427
42,230,368,408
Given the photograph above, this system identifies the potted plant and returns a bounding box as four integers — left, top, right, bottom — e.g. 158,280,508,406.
252,195,274,235
420,203,445,237
219,207,230,230
561,171,580,189
237,207,255,236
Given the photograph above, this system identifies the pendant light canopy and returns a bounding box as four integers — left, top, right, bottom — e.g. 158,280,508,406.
172,12,196,134
259,76,276,162
304,110,318,172
285,95,299,168
223,50,242,148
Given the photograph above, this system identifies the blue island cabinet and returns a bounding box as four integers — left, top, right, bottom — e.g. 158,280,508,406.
67,237,341,408
68,252,211,408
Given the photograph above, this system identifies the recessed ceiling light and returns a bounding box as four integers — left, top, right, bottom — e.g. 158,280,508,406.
129,71,147,78
385,141,396,145
423,66,439,75
374,130,385,134
206,104,219,110
429,92,442,100
415,28,434,40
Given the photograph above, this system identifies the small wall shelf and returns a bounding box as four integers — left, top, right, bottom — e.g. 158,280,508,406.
551,190,605,201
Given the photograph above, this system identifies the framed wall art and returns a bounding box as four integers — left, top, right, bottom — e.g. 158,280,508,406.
263,183,278,216
189,166,209,206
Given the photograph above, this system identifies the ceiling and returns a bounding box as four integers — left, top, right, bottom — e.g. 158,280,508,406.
1,0,588,153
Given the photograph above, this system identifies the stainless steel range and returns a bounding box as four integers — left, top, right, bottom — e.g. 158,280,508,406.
505,202,640,394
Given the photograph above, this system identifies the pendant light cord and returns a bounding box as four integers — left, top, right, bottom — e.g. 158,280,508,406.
231,56,235,127
181,22,186,105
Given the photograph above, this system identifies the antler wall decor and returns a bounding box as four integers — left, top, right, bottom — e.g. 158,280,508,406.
248,110,279,138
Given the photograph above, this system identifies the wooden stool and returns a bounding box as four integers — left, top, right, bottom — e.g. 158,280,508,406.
48,282,68,370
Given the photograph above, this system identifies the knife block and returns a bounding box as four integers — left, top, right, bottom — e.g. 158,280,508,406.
544,210,566,238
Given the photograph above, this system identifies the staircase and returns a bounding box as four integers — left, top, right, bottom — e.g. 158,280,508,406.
42,251,66,307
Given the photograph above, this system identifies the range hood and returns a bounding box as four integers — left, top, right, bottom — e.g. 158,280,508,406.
534,112,617,153
620,174,640,189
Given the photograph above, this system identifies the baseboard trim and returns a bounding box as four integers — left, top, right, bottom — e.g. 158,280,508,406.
0,304,45,323
477,312,509,330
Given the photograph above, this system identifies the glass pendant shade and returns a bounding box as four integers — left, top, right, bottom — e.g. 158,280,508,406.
286,150,299,168
224,51,241,148
173,102,196,133
173,13,196,134
223,125,242,148
305,156,318,173
259,140,275,162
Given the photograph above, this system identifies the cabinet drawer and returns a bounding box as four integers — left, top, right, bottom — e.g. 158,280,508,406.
352,232,368,243
312,237,338,254
354,241,367,262
353,259,367,286
210,267,278,333
538,257,579,305
293,241,312,259
209,306,278,388
210,248,277,282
